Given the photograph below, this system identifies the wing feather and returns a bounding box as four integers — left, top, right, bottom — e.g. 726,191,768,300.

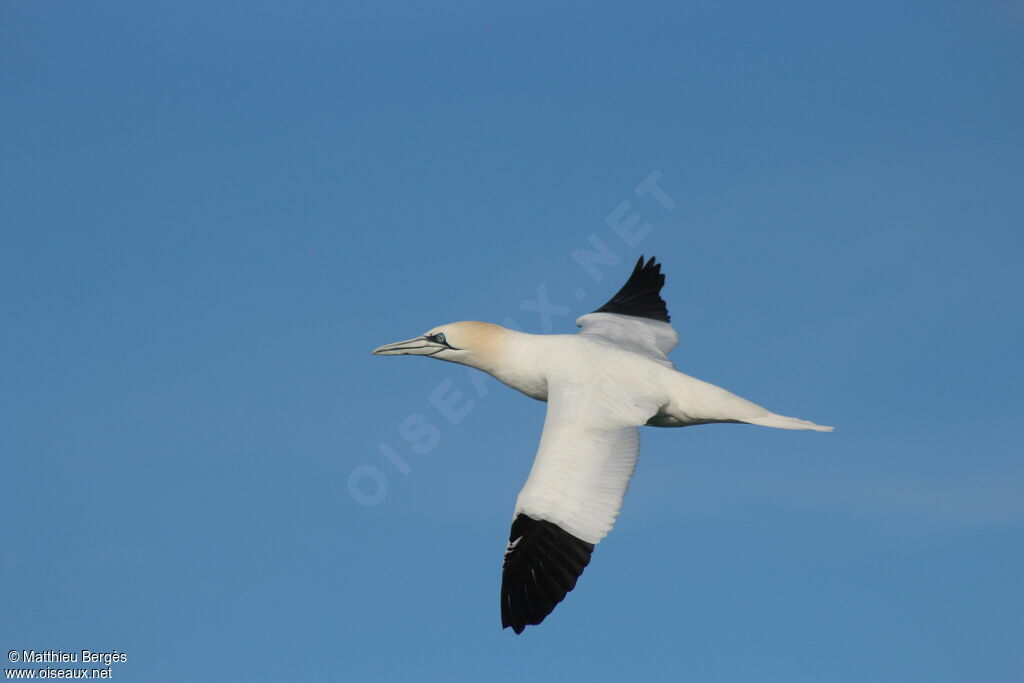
577,312,678,366
500,381,660,633
577,254,679,363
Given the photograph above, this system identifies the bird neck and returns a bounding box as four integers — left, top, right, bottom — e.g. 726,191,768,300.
477,329,550,402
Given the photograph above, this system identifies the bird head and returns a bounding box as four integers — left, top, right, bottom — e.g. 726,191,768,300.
372,321,506,370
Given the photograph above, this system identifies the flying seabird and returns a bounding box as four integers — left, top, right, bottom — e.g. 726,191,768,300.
372,256,832,634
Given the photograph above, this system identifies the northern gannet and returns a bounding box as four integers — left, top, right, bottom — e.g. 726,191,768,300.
372,256,832,634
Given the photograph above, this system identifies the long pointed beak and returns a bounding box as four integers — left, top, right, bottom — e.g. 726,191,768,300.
372,336,442,356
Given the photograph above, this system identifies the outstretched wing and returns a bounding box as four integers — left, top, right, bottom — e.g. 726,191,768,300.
500,381,660,634
576,255,679,365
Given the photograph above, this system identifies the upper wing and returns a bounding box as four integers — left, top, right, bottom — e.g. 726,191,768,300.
575,255,679,365
501,380,660,634
576,312,678,366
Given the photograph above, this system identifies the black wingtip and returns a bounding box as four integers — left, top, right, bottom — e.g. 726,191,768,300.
500,515,594,635
592,254,671,323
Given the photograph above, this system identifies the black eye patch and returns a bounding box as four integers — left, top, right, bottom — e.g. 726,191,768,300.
426,332,450,346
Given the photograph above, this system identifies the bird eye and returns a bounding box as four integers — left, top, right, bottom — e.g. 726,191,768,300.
434,333,446,344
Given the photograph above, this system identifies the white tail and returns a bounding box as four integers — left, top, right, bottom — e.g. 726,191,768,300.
742,413,834,432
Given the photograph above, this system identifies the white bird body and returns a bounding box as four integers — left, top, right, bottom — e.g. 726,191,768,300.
464,317,829,430
372,256,832,633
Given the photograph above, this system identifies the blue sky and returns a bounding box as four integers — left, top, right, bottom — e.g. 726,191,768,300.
2,2,1022,681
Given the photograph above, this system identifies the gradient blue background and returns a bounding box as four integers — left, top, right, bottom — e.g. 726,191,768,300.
2,2,1022,681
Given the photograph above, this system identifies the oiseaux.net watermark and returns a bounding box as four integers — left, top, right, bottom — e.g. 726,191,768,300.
6,649,126,679
349,171,676,506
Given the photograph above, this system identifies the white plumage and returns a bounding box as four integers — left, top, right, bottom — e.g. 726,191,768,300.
514,379,652,545
373,256,832,633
